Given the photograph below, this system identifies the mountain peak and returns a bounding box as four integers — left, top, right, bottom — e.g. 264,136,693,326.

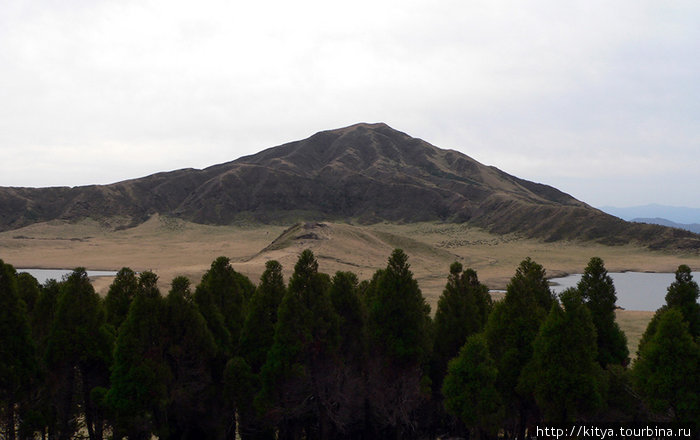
329,121,392,132
0,124,698,249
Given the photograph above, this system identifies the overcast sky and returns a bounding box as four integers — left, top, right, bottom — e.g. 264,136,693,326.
1,0,699,208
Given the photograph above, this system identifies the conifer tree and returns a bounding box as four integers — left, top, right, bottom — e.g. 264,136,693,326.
195,256,247,357
638,265,700,355
163,276,218,438
0,260,38,440
442,333,502,440
258,250,339,439
633,308,700,424
328,271,367,436
224,356,263,440
236,261,286,440
25,279,61,439
367,249,432,365
239,260,286,373
577,257,628,366
12,274,43,439
16,272,41,316
519,288,605,422
106,273,221,439
664,264,700,339
45,268,113,440
194,257,254,438
484,257,554,438
30,279,60,351
433,262,491,389
329,271,366,360
364,249,432,438
106,271,169,440
104,267,139,330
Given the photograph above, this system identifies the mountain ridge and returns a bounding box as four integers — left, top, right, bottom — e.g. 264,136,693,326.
601,204,700,224
631,217,700,235
1,123,699,250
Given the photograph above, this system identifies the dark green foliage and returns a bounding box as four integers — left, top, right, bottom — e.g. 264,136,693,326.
107,271,169,439
236,271,257,305
509,257,554,311
519,288,606,422
195,256,249,357
258,250,341,438
330,271,366,359
0,260,38,440
45,268,113,440
485,258,553,377
483,257,553,436
8,252,700,437
442,333,502,437
107,272,219,439
366,249,432,366
105,267,139,330
603,365,644,422
328,271,368,437
287,250,338,359
364,249,433,437
578,257,616,312
224,357,272,440
163,277,218,439
433,262,491,389
485,258,554,376
239,260,286,373
633,308,700,424
257,281,306,409
138,270,161,299
16,272,41,316
578,257,629,366
229,263,282,436
24,279,60,440
330,272,368,438
169,275,193,301
190,258,253,438
664,264,700,339
638,265,700,357
30,279,60,350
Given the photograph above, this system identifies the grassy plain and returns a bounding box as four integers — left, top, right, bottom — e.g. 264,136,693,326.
1,215,695,355
615,310,654,358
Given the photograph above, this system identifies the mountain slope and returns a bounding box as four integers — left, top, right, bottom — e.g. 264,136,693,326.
1,123,698,249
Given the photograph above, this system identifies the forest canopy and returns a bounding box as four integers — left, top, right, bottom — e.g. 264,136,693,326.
0,252,698,440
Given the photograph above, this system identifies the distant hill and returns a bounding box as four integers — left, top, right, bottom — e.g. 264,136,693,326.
1,122,699,250
600,204,700,224
631,217,700,234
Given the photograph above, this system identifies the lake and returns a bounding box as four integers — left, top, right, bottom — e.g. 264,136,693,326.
549,271,700,311
17,268,118,284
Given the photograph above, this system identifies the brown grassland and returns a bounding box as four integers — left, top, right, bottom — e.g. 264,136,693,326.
1,215,695,355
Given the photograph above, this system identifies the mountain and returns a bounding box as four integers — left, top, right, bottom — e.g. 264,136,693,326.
631,217,700,234
600,204,700,224
1,123,699,249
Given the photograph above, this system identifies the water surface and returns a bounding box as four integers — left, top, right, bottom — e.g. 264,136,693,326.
17,268,118,284
549,271,700,311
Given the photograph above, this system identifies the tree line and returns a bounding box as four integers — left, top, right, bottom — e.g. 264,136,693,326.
1,250,699,439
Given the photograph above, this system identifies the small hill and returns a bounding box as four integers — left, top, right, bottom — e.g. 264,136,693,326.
1,123,699,250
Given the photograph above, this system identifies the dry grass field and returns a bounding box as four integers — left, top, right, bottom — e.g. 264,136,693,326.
615,310,655,359
1,215,694,355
